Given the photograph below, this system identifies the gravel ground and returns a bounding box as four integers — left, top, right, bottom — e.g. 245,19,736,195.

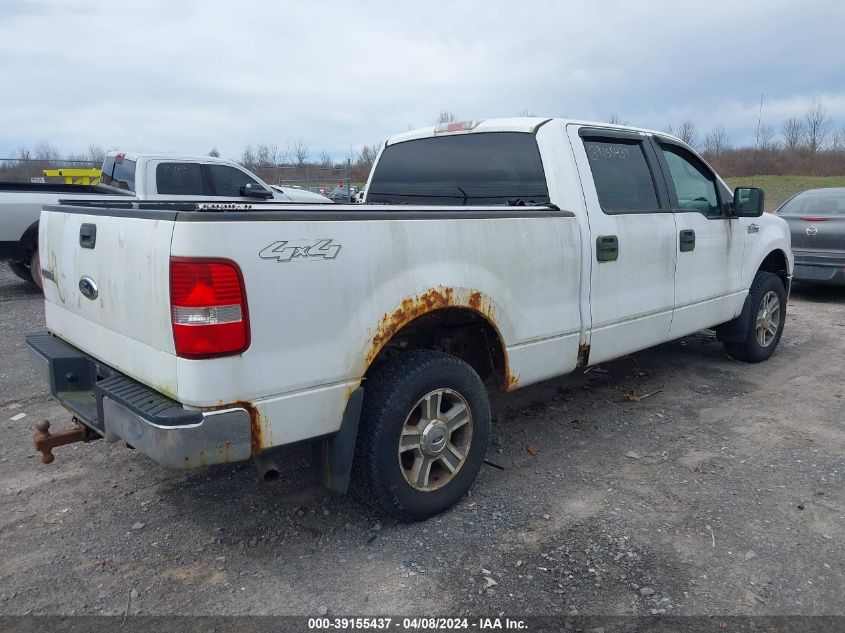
0,264,842,617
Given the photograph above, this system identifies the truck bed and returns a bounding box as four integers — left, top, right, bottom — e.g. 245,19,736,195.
39,198,582,451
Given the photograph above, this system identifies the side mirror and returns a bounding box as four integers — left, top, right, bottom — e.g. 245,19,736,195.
240,183,273,199
733,187,764,217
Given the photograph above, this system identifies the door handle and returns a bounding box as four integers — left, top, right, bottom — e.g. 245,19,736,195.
79,223,97,249
679,229,695,252
596,235,618,262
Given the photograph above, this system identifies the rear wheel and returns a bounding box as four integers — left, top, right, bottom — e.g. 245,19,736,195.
7,261,30,282
29,249,42,290
723,272,786,363
353,350,490,521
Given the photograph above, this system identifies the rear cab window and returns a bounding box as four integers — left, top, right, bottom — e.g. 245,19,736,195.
368,132,550,206
100,155,137,192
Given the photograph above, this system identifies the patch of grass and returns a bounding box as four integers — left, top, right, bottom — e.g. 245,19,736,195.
725,175,845,211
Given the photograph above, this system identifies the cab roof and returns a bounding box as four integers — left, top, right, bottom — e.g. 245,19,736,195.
105,150,236,165
385,117,683,146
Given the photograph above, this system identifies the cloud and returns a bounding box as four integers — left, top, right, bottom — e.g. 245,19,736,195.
0,0,843,159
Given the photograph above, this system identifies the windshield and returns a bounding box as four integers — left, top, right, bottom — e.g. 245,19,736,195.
778,190,845,216
368,132,549,206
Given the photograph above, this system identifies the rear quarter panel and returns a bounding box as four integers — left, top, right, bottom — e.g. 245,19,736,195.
170,213,582,445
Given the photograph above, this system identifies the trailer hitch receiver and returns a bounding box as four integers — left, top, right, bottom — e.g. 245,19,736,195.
33,419,94,464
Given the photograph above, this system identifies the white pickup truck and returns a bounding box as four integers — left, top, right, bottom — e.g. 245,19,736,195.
1,151,328,288
27,118,792,521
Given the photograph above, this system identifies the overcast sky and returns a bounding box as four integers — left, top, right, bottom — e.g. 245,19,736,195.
1,0,844,161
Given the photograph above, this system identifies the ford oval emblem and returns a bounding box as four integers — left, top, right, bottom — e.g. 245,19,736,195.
79,277,98,300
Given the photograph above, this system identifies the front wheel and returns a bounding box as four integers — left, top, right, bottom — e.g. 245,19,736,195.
724,272,786,363
353,350,490,521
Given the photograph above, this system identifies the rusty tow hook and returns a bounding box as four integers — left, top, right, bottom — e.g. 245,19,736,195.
33,418,92,464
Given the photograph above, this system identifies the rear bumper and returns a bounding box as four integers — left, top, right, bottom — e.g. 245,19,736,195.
792,250,845,285
26,331,252,469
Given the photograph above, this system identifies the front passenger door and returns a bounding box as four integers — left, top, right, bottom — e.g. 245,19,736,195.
653,141,746,338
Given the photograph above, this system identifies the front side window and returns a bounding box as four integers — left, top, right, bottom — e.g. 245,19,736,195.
367,132,550,206
156,163,205,195
582,139,660,213
208,164,261,197
660,145,721,218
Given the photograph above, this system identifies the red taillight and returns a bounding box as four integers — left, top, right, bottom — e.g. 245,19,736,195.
170,257,249,358
800,216,830,222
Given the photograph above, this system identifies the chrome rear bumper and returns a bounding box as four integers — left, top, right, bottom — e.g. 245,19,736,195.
26,331,252,469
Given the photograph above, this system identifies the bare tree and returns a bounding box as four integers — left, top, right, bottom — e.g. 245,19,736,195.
241,145,256,169
606,113,628,125
17,146,32,162
676,120,698,147
703,124,730,157
782,117,805,151
208,147,220,158
757,124,778,151
33,141,60,162
319,151,333,167
803,100,833,153
356,144,380,168
664,124,674,136
254,143,281,168
832,126,845,151
87,144,106,163
437,109,456,124
288,138,310,166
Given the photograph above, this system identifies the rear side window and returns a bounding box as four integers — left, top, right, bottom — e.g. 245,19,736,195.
208,164,261,197
367,132,550,206
156,163,205,195
583,139,659,213
100,156,137,192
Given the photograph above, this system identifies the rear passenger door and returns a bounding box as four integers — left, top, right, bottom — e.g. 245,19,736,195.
651,140,745,338
568,126,677,364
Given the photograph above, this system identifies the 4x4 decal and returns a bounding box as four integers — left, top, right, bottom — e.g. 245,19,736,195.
259,239,341,262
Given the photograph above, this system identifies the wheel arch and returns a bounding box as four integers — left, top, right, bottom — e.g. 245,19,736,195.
362,288,515,392
756,248,790,288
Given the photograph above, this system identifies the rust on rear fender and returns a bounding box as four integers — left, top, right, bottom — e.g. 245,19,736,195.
366,286,517,391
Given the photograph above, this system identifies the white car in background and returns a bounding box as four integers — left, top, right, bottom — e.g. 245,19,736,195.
0,151,327,287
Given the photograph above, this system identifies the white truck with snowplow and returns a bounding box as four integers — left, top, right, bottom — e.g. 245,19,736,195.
1,151,328,288
27,118,792,521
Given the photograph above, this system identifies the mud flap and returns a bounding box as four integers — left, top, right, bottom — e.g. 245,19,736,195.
311,386,364,494
715,293,754,343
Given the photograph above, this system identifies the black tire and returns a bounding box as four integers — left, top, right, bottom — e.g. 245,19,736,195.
724,272,786,363
30,249,43,290
7,261,30,282
353,350,490,521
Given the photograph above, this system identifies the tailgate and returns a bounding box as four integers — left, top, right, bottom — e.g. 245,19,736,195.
40,207,178,396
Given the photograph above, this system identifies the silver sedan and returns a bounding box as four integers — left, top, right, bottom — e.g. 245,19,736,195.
776,187,845,286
